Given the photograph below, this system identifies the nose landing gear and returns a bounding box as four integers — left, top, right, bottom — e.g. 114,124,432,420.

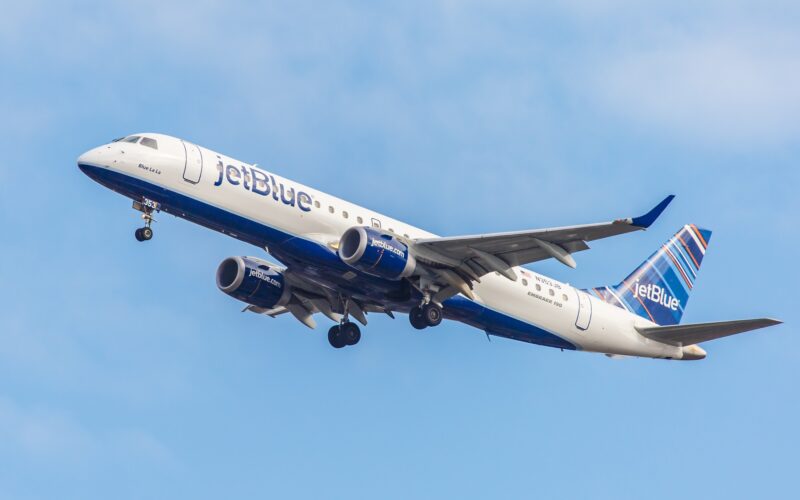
132,198,159,242
134,226,153,242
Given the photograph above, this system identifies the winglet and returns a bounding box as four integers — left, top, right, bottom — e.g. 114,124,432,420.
630,195,675,228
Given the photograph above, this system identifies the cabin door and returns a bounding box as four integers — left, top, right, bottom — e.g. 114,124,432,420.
575,290,592,331
182,141,203,184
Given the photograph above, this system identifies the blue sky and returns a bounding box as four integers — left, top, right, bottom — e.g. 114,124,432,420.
1,1,798,498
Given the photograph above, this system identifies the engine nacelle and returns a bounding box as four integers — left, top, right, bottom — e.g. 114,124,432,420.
216,256,291,309
339,226,416,280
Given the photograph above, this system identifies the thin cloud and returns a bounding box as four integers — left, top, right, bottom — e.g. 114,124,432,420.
585,33,800,146
0,396,175,467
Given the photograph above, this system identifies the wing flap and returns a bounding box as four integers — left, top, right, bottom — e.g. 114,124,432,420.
636,318,782,345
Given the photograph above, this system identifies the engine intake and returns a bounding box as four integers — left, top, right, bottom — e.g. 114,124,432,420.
216,256,291,308
339,226,416,280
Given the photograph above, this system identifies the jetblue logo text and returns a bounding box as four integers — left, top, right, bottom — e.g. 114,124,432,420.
632,280,679,311
248,268,282,288
214,161,312,212
370,237,405,258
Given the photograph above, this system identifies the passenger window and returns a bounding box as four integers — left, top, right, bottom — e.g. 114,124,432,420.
357,216,363,224
123,136,141,143
562,294,568,301
342,211,349,219
522,279,528,286
535,284,541,291
140,137,158,150
314,200,321,209
328,206,335,214
548,289,555,297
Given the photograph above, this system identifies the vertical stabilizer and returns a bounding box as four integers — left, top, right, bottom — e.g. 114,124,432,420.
589,225,712,326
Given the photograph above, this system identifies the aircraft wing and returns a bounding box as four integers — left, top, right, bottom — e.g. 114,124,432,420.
636,318,783,345
412,195,675,288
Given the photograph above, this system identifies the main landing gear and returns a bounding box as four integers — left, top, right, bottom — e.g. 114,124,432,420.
409,303,443,330
327,298,364,349
328,321,361,349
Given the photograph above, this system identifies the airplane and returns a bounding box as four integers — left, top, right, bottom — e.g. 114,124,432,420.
77,133,782,360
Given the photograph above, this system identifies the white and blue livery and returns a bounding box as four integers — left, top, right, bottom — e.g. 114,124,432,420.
78,133,781,359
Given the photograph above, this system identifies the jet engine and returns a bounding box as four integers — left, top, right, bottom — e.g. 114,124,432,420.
216,256,291,308
338,226,416,280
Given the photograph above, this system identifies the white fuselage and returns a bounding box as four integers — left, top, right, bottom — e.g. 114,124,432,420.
78,133,691,360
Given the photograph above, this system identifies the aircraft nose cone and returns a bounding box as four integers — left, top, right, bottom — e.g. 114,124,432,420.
77,146,104,168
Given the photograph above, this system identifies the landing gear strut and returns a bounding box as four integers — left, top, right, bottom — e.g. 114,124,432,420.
328,321,361,348
409,302,443,329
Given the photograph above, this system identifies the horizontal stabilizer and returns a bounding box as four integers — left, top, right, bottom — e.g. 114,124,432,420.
636,318,782,345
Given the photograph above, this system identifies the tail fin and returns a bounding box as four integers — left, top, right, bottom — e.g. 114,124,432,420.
589,225,712,326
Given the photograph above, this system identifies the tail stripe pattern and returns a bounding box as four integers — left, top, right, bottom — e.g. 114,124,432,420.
679,234,701,269
587,224,712,326
690,225,709,248
631,293,657,322
664,246,693,290
671,242,697,279
644,253,686,312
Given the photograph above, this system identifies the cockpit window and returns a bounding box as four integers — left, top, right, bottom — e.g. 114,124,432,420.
140,137,158,150
111,137,124,142
123,136,141,143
